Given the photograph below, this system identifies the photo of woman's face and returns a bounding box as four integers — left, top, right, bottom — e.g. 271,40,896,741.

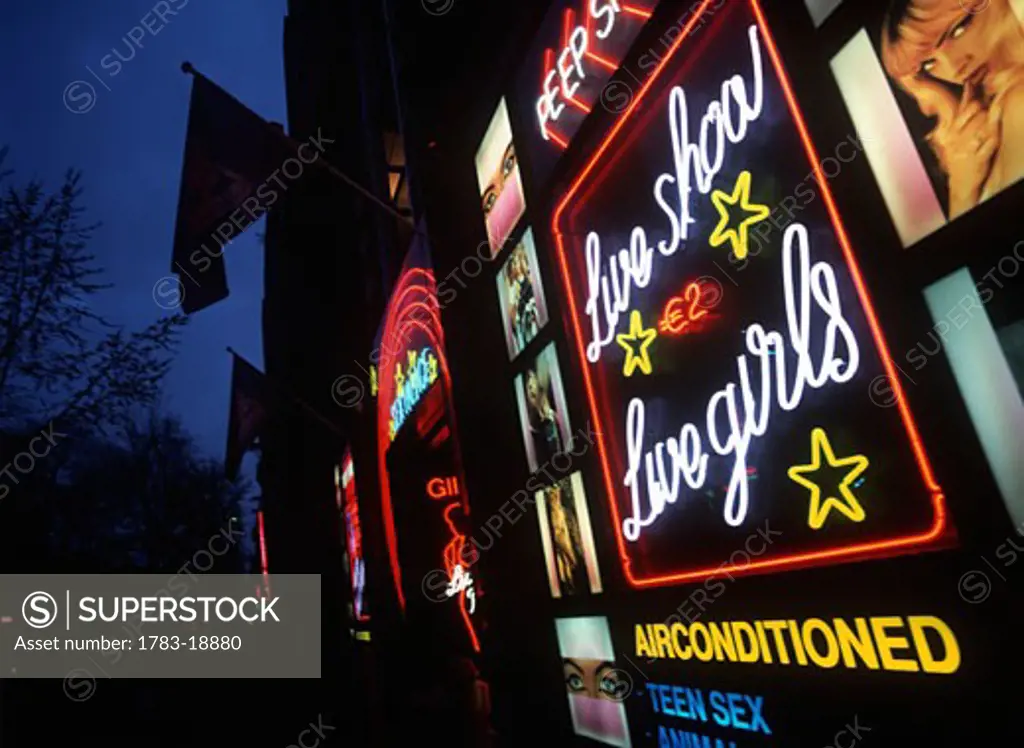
526,369,541,405
481,141,525,252
901,1,1017,87
830,0,1024,243
555,617,628,746
481,142,518,215
476,100,527,255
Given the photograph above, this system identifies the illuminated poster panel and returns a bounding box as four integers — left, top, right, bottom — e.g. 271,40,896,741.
496,227,550,360
923,266,1024,527
514,342,574,473
555,616,632,747
535,471,603,597
514,0,661,187
830,0,1024,247
551,0,949,588
476,98,527,256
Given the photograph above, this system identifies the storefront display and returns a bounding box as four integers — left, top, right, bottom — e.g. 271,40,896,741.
432,0,1021,743
373,237,480,654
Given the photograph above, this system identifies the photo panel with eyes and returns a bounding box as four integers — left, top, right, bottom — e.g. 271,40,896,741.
475,97,528,258
829,0,1024,247
555,616,632,748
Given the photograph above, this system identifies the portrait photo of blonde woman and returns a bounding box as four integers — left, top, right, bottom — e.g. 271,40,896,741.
882,0,1024,218
534,471,603,598
830,0,1024,245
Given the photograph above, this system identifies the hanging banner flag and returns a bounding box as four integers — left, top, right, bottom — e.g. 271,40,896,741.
225,353,271,480
171,71,293,314
550,0,952,588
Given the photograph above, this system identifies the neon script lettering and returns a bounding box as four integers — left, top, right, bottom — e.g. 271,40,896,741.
389,347,439,440
622,224,860,540
584,24,764,362
446,565,474,599
537,0,624,141
427,476,460,499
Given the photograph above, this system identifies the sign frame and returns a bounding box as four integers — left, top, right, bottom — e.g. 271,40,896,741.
549,0,949,589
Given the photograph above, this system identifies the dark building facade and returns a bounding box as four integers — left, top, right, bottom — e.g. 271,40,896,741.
261,0,1024,745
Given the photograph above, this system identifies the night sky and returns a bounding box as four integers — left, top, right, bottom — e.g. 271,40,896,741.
0,0,287,463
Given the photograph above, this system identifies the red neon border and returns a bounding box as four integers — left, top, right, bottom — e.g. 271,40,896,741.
550,0,948,589
256,509,271,598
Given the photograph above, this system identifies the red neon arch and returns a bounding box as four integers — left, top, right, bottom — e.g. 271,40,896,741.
549,0,948,589
376,265,480,651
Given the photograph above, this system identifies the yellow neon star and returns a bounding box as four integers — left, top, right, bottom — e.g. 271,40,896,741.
394,363,405,397
788,428,869,531
616,310,657,377
709,171,770,260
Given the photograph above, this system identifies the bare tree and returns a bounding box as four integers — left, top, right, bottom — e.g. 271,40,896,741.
0,146,187,435
3,411,248,573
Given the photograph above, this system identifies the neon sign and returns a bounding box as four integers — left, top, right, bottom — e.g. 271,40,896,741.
633,614,961,674
551,0,948,587
622,225,862,538
374,260,479,654
658,280,718,335
427,476,460,500
389,347,439,440
445,565,476,614
337,454,368,622
525,0,659,154
581,23,764,366
441,502,479,642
